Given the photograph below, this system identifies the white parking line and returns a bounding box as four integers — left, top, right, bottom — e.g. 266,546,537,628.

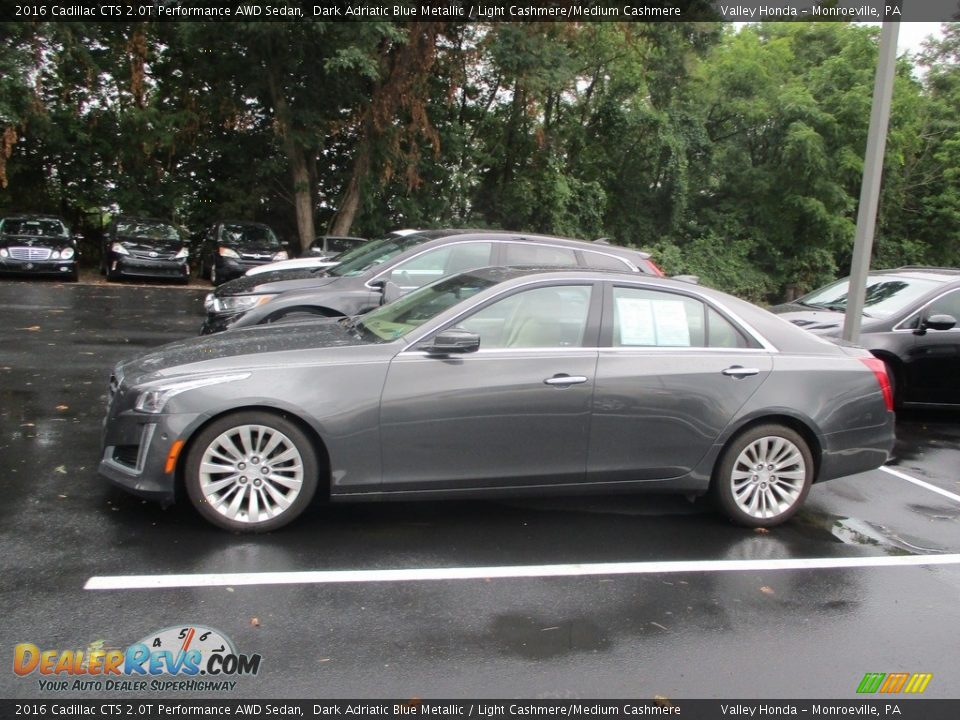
85,553,960,590
880,465,960,504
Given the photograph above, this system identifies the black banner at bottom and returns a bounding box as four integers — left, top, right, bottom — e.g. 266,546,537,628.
3,699,959,720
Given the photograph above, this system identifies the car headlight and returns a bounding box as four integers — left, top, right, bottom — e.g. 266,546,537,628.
174,247,189,259
111,242,130,255
218,247,240,259
50,250,61,259
204,292,216,312
135,373,251,414
60,247,75,260
211,293,277,314
272,250,289,261
0,248,7,258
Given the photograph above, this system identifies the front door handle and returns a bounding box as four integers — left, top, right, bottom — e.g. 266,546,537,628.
722,366,760,378
544,374,589,387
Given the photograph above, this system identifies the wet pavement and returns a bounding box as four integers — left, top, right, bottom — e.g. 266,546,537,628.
1,280,958,700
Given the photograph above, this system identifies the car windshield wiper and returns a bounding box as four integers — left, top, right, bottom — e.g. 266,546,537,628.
798,300,875,318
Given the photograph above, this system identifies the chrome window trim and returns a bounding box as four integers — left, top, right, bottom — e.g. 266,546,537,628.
599,347,773,355
892,287,960,332
400,275,778,353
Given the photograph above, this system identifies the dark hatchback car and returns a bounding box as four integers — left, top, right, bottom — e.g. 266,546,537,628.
201,229,665,334
0,215,79,281
101,267,894,532
102,217,190,283
772,266,960,407
197,221,288,285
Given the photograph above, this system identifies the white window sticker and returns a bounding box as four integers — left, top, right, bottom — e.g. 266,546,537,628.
616,296,691,346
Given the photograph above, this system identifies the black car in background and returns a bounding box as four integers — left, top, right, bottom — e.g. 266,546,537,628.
772,266,960,407
101,216,190,283
307,235,367,261
201,229,666,334
197,221,288,285
0,215,79,281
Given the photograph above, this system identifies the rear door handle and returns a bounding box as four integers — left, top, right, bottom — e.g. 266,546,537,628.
544,375,589,387
722,366,760,378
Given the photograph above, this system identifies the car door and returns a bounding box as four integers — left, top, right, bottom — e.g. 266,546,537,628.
901,288,960,405
588,283,773,483
379,282,601,491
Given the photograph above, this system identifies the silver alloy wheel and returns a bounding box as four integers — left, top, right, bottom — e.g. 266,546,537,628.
729,435,807,520
198,424,304,524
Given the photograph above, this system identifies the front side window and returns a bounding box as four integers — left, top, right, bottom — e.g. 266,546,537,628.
925,289,960,321
611,287,753,348
385,243,493,289
328,234,428,277
457,285,592,349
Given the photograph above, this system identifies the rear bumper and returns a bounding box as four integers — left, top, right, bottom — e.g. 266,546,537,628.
818,412,896,482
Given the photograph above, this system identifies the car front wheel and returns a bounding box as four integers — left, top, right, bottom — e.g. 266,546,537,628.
184,412,319,532
713,424,813,528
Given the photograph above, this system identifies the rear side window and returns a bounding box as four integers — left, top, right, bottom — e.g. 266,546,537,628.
581,251,633,272
611,287,753,348
502,243,578,267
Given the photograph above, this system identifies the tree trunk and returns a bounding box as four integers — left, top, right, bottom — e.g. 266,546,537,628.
329,141,370,236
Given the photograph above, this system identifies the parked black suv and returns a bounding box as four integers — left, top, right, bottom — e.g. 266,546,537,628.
0,215,80,281
101,217,190,283
201,229,664,334
197,221,288,285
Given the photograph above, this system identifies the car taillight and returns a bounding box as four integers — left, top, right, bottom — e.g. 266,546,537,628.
860,357,894,412
647,260,666,277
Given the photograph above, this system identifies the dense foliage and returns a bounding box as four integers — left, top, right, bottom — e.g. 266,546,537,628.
2,21,959,301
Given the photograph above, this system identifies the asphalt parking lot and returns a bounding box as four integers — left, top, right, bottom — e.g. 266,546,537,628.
1,278,958,700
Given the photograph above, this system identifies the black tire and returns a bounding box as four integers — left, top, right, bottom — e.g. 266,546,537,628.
184,411,319,532
712,423,814,528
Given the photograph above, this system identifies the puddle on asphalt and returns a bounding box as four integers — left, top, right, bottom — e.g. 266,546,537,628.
796,509,947,555
489,614,610,660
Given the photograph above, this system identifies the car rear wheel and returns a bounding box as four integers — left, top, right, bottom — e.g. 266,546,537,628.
184,412,318,532
713,424,813,528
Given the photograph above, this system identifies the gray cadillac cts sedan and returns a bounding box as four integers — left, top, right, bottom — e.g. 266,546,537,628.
100,268,895,532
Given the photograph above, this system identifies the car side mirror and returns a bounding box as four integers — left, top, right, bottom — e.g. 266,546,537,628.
422,329,480,356
917,313,957,334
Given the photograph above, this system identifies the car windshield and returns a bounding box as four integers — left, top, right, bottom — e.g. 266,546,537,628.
220,224,279,247
799,276,942,319
355,271,499,342
327,234,429,277
116,220,180,241
2,219,68,237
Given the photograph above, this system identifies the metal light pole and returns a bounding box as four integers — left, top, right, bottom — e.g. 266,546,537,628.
843,19,900,344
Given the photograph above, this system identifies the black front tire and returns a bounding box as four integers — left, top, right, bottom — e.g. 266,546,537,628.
712,423,814,528
184,411,319,533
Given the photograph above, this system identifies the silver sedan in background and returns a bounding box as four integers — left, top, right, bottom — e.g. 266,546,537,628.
100,268,895,532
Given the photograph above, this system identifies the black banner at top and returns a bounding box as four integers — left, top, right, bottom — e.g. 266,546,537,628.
4,0,960,24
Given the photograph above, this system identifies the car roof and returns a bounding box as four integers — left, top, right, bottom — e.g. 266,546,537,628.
220,220,274,228
114,215,177,225
2,214,67,222
874,267,960,283
407,229,652,260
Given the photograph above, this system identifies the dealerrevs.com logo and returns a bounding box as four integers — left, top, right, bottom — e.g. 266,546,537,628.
13,625,262,692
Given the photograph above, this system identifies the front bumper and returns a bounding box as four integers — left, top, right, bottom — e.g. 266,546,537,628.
200,310,245,335
110,255,189,281
99,410,201,505
216,257,273,283
0,257,77,277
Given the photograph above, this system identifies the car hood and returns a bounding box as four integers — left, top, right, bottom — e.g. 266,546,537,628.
214,270,338,297
771,307,887,336
116,236,183,251
118,318,366,384
1,234,67,245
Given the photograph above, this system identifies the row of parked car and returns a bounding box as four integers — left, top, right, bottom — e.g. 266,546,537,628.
0,213,366,285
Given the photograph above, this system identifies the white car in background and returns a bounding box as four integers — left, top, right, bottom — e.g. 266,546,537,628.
245,230,418,277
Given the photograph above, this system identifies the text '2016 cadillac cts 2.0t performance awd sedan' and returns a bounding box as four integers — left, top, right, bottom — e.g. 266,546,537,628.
100,268,895,532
